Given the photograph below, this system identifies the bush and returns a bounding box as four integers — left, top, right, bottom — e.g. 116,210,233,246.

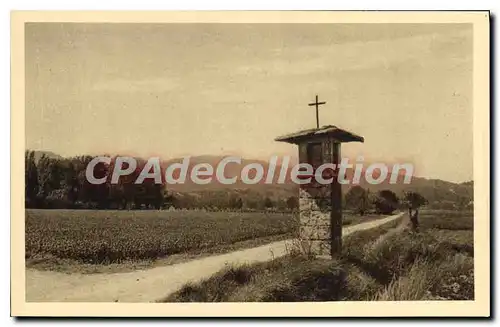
345,186,371,215
373,190,399,215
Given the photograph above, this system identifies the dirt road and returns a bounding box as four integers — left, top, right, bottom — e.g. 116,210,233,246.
26,212,404,302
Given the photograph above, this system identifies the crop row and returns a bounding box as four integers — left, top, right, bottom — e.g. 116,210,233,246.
26,209,298,263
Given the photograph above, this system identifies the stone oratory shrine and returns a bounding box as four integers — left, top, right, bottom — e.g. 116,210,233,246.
275,95,364,257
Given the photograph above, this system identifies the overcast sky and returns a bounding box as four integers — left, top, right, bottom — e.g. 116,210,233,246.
25,23,473,182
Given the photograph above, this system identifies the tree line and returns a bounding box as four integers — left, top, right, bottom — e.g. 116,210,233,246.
167,191,299,212
25,151,300,211
25,151,436,213
25,151,166,209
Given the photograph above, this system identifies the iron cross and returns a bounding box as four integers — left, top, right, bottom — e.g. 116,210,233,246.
308,95,326,129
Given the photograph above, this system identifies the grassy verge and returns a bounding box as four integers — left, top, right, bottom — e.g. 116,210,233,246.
164,210,473,302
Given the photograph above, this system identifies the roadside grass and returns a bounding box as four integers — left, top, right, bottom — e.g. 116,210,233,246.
163,214,403,302
165,255,346,302
373,258,440,301
165,210,474,302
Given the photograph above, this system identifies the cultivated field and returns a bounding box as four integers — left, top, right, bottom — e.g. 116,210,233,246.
165,209,474,301
25,209,296,270
25,209,383,273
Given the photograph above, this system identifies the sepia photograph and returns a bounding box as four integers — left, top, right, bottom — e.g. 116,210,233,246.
10,11,490,317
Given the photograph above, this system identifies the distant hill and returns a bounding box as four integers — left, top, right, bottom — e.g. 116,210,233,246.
352,175,473,204
162,155,473,204
162,155,296,196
